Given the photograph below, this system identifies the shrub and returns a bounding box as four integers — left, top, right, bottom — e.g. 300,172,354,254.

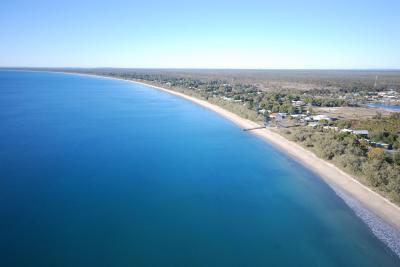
367,148,385,160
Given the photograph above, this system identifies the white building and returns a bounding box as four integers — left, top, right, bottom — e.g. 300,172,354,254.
340,129,369,137
352,130,369,137
312,114,331,121
269,113,286,121
341,129,353,133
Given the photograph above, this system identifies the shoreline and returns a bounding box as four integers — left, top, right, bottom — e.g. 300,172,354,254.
142,81,400,221
65,72,400,231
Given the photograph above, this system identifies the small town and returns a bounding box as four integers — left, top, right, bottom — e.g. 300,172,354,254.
80,69,399,207
2,0,400,265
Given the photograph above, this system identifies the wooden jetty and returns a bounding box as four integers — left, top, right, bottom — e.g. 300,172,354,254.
243,126,266,131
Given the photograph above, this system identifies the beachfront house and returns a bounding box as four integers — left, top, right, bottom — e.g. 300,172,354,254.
221,96,232,102
278,112,287,118
376,142,392,150
304,116,313,122
341,129,353,134
352,130,369,137
340,129,369,138
269,112,286,121
291,100,304,106
290,114,301,119
290,114,307,119
312,114,332,121
323,126,339,131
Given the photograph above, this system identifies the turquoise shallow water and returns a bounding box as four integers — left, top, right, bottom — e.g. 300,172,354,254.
0,70,399,267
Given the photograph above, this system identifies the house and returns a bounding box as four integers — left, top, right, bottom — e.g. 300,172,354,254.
340,129,369,137
290,114,301,119
269,113,277,119
352,130,369,137
291,100,304,106
304,116,313,121
221,96,232,102
312,114,332,121
278,112,287,118
341,129,353,133
323,126,339,131
269,113,286,121
376,142,392,150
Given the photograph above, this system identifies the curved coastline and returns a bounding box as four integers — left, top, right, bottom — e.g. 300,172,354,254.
131,79,400,257
51,71,400,255
66,72,400,226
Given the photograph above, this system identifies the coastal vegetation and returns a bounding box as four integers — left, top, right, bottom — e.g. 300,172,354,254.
45,68,400,203
342,113,400,149
279,114,400,202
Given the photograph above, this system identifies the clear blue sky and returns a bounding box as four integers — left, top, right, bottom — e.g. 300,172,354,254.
1,0,399,69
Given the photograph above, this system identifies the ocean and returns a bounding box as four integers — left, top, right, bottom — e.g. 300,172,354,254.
0,70,398,266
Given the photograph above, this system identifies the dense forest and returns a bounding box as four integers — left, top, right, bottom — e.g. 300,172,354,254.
72,68,400,92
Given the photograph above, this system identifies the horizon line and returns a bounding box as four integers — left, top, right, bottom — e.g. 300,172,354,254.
1,66,400,71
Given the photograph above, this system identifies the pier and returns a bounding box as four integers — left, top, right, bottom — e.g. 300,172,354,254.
243,126,266,131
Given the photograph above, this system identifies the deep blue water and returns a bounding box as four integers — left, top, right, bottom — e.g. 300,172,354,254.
0,70,399,267
368,103,400,111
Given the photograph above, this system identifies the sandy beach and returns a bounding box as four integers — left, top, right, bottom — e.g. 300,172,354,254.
65,72,400,231
131,79,400,230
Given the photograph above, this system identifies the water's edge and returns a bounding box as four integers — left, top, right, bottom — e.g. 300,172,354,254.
12,70,400,258
96,73,400,258
332,185,400,257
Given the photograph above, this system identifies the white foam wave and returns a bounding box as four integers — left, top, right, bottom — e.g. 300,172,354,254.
332,186,400,258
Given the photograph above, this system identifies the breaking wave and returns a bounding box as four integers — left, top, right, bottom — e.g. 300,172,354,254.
332,185,400,258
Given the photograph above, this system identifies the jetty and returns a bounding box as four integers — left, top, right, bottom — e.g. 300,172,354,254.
243,126,265,131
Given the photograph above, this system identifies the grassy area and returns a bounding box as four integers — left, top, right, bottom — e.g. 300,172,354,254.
313,106,394,120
